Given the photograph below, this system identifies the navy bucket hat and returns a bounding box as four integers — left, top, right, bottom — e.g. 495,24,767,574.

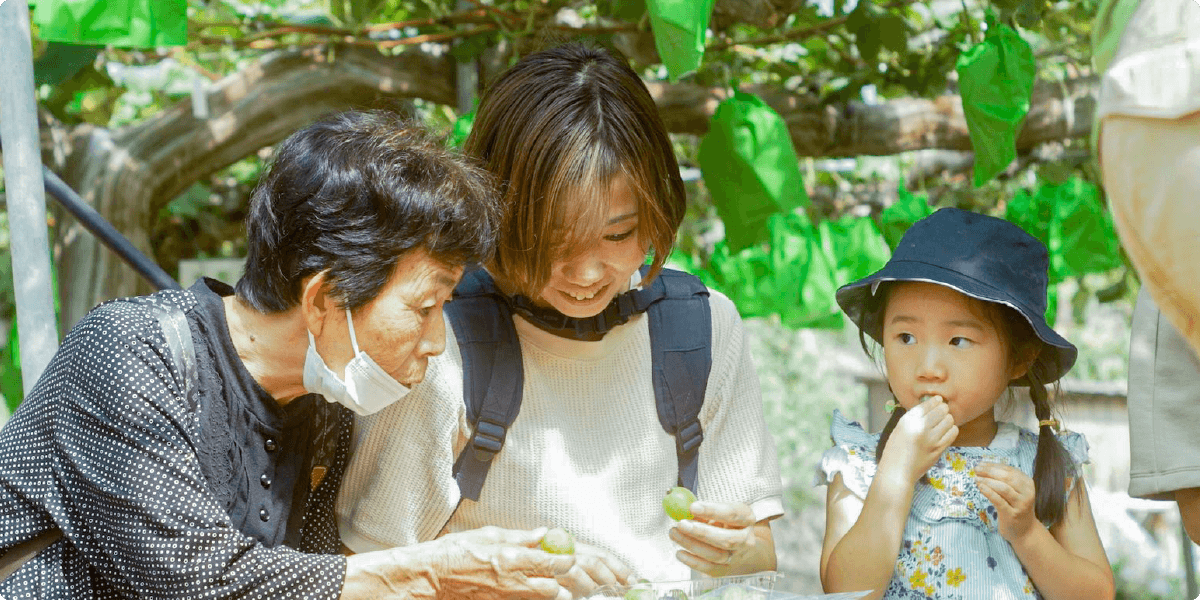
836,207,1077,385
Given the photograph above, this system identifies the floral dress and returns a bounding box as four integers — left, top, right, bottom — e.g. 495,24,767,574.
817,410,1089,600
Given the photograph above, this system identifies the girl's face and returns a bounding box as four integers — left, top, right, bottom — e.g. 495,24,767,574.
534,175,648,318
881,282,1029,446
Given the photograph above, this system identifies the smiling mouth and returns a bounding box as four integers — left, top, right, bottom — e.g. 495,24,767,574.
560,283,608,303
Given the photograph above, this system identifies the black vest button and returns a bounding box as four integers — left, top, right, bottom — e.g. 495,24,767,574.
259,508,270,522
260,474,271,488
264,438,278,452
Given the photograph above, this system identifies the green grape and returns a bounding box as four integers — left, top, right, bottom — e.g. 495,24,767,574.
539,527,575,555
662,486,697,521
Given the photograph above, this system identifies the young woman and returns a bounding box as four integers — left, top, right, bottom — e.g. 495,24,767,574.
337,44,784,596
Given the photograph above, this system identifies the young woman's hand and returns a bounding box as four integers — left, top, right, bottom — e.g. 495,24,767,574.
668,501,776,577
880,395,958,485
976,462,1038,544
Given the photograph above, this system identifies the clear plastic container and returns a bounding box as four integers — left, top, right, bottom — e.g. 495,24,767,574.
587,572,871,600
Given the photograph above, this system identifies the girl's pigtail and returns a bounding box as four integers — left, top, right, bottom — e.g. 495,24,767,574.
875,405,907,461
1028,361,1076,526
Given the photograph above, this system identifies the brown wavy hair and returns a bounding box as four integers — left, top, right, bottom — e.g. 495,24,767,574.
462,43,686,297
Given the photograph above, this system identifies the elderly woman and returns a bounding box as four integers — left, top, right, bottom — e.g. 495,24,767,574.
338,45,783,596
0,111,573,599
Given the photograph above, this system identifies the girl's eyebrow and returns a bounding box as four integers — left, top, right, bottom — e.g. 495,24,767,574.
607,211,638,225
946,319,986,332
888,314,920,326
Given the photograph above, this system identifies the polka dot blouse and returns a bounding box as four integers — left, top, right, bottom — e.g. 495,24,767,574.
0,280,348,598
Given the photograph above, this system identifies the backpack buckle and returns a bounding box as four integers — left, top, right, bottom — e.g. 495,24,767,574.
676,418,703,455
472,419,507,461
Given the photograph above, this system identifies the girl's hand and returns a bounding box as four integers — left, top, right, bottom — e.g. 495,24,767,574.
976,462,1038,544
880,395,958,485
668,501,772,577
554,541,632,598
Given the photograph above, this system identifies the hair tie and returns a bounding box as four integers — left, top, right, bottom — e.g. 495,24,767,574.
1038,418,1059,431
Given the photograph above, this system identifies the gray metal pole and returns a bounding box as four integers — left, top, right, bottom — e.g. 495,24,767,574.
455,0,478,115
1,0,61,393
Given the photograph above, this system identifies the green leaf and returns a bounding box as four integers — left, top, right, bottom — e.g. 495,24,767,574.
34,42,103,86
878,13,910,54
330,0,347,25
33,0,187,48
698,91,809,253
448,108,475,149
600,0,647,21
955,20,1036,187
350,0,389,26
847,3,881,64
646,0,716,81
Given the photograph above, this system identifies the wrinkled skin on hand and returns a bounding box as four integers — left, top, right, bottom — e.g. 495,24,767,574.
880,396,959,485
554,540,633,598
342,526,574,600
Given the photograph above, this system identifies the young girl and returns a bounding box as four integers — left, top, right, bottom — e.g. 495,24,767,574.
818,208,1114,600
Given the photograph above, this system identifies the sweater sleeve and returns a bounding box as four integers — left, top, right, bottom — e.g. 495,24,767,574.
47,299,345,599
695,290,785,523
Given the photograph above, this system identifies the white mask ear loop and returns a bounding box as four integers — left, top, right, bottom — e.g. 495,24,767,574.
344,307,362,355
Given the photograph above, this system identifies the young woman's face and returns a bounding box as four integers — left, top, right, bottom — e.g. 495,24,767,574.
881,282,1028,445
534,175,647,318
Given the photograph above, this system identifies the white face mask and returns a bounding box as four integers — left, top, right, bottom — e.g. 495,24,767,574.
303,308,411,415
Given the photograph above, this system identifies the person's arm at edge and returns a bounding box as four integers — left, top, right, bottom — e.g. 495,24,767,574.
1177,488,1200,545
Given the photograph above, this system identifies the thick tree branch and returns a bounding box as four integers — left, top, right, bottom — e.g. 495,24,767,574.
649,75,1097,157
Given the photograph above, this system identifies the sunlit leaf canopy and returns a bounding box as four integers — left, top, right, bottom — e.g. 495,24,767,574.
17,0,1123,348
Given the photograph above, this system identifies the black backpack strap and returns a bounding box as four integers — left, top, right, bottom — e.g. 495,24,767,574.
446,269,525,501
644,267,712,493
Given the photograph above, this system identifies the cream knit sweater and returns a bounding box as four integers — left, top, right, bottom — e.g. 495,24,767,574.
336,287,783,582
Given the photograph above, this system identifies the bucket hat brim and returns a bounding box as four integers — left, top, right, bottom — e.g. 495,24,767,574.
836,259,1078,385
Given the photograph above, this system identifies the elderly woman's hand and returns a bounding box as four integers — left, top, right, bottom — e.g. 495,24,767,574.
555,540,633,598
341,526,574,600
667,501,777,577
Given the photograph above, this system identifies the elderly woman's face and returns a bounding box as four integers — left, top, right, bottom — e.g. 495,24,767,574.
316,249,462,387
535,175,647,318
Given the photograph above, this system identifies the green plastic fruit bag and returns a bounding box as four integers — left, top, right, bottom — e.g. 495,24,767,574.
880,185,933,251
34,0,187,48
707,241,772,319
766,214,843,330
955,18,1036,187
646,0,716,81
820,214,890,287
1047,177,1122,277
699,91,809,253
1004,187,1052,249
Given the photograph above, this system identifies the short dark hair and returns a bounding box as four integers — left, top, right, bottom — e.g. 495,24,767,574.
463,43,686,297
236,110,499,312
